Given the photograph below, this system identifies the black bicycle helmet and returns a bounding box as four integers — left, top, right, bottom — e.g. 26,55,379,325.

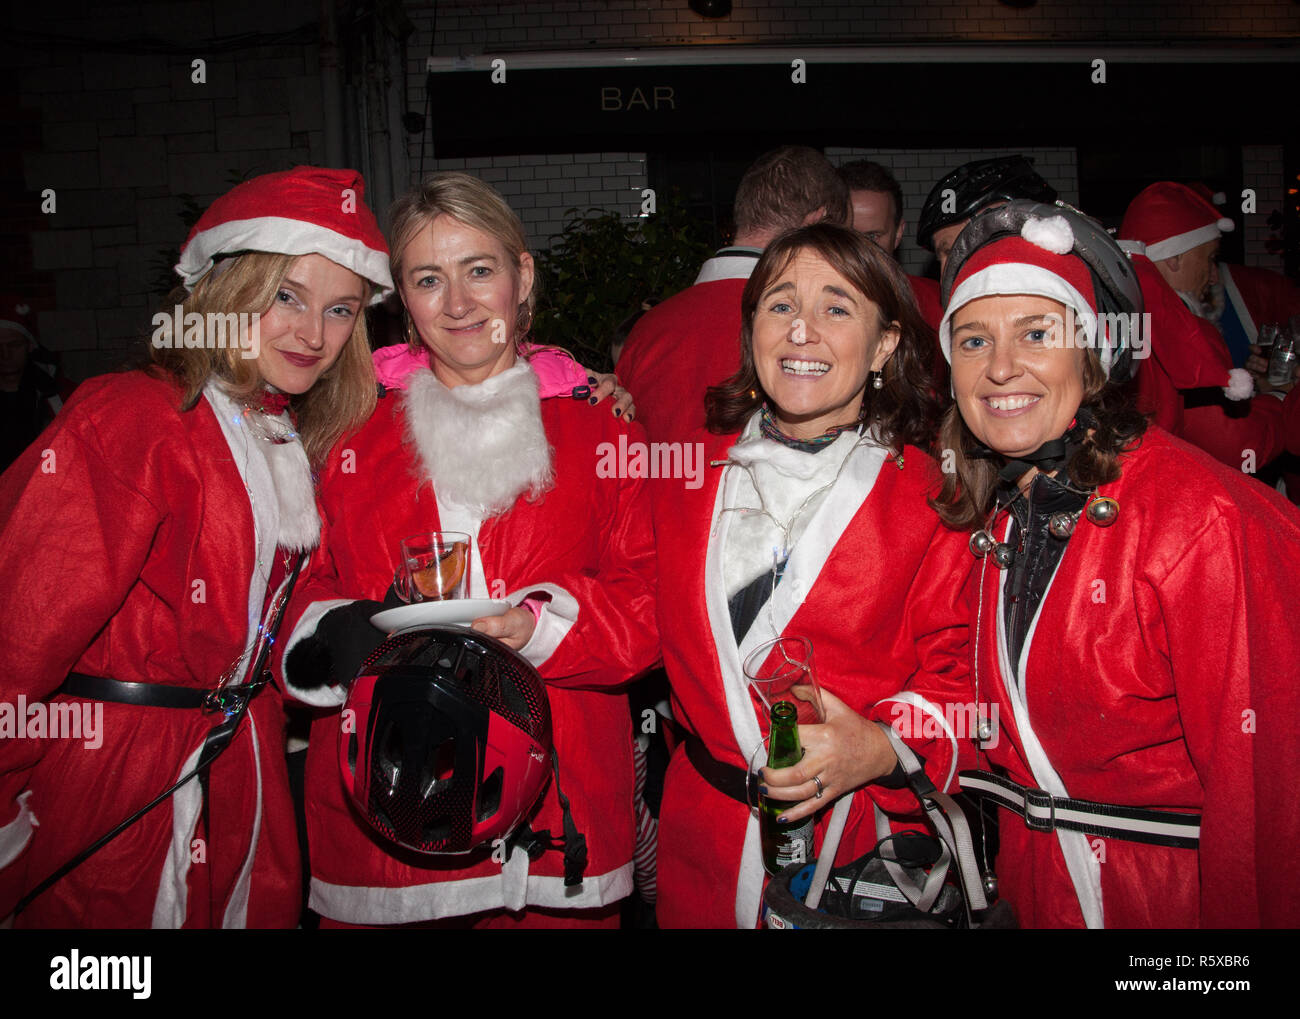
939,199,1145,383
917,156,1059,253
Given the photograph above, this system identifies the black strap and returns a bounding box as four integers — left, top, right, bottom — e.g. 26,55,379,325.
685,735,759,806
59,673,208,709
12,554,304,918
508,750,589,886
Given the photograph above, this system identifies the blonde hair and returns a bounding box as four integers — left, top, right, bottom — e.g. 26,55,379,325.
150,251,377,467
387,172,535,347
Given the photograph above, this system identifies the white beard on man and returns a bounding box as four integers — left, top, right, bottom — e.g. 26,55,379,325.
402,358,555,518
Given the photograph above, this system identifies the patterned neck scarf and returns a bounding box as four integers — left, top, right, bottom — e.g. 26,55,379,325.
759,403,859,453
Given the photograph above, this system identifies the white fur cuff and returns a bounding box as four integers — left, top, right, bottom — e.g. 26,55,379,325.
508,583,579,669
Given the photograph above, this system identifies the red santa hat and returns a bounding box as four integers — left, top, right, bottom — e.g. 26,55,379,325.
0,295,37,345
939,214,1122,374
176,167,393,302
1118,181,1234,261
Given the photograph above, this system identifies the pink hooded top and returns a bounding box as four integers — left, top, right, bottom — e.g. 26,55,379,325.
372,343,591,398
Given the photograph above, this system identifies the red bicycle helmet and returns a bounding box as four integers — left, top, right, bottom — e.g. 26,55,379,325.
340,625,552,855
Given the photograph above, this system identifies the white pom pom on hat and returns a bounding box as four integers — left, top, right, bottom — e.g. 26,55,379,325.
1020,215,1075,255
1223,368,1254,402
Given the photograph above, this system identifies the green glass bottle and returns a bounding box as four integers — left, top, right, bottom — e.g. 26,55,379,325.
760,700,813,875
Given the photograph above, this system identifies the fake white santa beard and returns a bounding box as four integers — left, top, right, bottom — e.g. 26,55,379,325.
1177,285,1224,326
402,359,554,518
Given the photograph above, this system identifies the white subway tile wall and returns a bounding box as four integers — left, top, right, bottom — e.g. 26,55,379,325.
826,146,1081,276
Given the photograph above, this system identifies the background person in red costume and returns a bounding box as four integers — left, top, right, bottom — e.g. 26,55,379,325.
652,223,972,929
616,146,850,444
279,172,658,929
935,200,1300,928
1118,181,1290,471
0,166,394,927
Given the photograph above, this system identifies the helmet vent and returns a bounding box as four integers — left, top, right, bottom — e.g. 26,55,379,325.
420,737,457,799
477,766,504,823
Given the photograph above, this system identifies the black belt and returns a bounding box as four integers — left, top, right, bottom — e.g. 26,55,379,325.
59,672,268,715
685,735,759,806
960,770,1201,850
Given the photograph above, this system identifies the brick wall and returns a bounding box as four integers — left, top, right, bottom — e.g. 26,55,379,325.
417,0,1300,54
827,146,1080,275
1241,145,1287,274
14,0,326,381
422,152,649,250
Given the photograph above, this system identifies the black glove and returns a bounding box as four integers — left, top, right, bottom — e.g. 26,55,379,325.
285,586,404,691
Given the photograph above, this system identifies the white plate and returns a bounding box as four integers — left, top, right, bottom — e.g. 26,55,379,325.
370,598,511,633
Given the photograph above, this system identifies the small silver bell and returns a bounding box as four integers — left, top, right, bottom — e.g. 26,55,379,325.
982,872,999,899
969,530,995,557
1086,496,1120,527
991,542,1015,569
1047,511,1077,540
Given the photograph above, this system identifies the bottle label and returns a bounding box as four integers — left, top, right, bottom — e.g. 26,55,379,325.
775,817,813,868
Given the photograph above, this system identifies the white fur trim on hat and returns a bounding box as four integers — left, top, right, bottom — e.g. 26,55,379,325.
939,263,1100,367
1223,367,1253,401
176,216,394,303
1144,220,1232,262
1020,215,1074,255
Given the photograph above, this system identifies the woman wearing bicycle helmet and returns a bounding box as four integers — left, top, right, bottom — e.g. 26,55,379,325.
935,200,1300,928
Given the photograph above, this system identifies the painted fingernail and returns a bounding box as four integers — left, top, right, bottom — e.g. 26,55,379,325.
587,375,597,384
614,408,622,417
758,784,768,795
777,815,788,824
589,396,597,405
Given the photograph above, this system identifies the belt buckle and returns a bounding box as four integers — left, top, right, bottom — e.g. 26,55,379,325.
202,688,242,716
1023,786,1056,832
202,675,267,716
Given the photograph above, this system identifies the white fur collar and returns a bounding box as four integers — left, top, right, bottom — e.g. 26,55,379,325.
262,434,321,551
402,359,554,518
204,383,321,552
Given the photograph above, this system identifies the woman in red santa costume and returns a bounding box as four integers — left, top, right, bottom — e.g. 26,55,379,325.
935,200,1300,928
279,172,658,929
652,223,974,929
0,167,395,927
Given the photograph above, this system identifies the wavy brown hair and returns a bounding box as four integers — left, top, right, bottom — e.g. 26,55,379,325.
930,347,1148,530
705,222,944,452
149,251,377,467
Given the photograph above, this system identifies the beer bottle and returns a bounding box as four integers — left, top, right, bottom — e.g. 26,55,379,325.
760,700,814,875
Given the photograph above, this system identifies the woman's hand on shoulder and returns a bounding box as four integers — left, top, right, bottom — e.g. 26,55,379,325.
760,689,898,823
586,369,636,421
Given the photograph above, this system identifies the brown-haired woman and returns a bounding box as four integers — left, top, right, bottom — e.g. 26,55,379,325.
652,222,974,928
0,167,392,927
935,200,1300,928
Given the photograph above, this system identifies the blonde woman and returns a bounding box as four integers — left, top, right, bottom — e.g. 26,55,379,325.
0,167,392,928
